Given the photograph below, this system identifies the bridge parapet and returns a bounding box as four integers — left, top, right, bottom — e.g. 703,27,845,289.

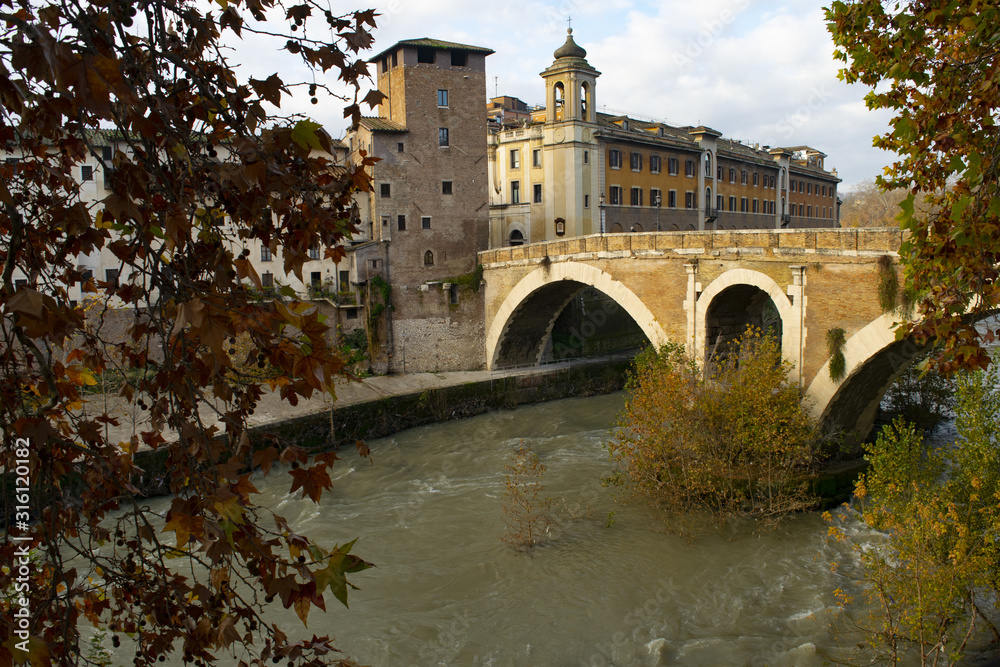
478,228,904,266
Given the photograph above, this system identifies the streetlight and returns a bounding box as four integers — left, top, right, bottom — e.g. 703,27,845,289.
655,191,662,232
599,193,605,234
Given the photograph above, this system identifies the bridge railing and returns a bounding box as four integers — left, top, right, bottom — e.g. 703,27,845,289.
478,227,905,265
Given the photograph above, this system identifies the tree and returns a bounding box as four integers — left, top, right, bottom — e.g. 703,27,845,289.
831,367,1000,665
606,329,820,527
826,1,1000,372
500,445,553,552
839,179,909,228
0,0,384,665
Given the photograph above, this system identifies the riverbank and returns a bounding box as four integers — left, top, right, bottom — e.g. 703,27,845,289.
125,354,634,495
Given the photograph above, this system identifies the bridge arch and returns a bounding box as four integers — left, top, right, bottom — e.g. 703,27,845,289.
486,261,669,369
804,314,928,443
695,269,799,369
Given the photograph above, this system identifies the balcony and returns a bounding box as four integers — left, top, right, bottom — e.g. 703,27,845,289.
704,207,719,222
781,213,792,223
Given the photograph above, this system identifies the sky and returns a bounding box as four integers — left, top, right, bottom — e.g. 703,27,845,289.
229,0,898,192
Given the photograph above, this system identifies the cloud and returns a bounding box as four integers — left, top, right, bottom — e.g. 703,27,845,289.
217,0,892,187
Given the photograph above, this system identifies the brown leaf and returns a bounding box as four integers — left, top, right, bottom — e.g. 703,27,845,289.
355,439,370,460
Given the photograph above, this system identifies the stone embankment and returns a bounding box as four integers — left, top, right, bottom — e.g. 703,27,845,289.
98,355,632,495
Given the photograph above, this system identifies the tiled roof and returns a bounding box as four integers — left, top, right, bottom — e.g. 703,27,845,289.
358,117,408,133
369,38,494,62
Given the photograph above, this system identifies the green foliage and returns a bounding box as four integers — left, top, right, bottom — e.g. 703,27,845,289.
443,264,485,293
365,274,392,358
84,631,114,667
607,328,820,527
876,254,899,313
501,445,553,552
835,366,1000,664
880,356,956,431
827,327,847,382
827,1,1000,371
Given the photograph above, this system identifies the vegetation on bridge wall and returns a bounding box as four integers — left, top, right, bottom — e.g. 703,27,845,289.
827,327,847,382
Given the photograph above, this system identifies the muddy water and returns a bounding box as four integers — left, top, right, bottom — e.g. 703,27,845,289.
251,392,865,666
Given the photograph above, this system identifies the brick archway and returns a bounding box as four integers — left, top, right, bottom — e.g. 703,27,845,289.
485,261,668,369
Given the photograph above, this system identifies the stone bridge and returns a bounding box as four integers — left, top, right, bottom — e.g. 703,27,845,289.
478,228,919,443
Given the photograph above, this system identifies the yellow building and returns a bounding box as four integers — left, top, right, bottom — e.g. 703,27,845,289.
488,30,841,247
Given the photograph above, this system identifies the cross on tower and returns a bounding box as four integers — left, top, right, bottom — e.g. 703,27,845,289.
567,16,572,30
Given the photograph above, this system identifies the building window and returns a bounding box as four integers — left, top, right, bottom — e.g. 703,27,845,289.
685,159,695,177
424,250,434,266
532,149,541,167
510,149,520,169
451,50,467,66
437,89,448,107
717,165,723,180
262,272,273,289
511,181,521,204
729,168,736,184
753,172,759,187
668,190,677,208
807,182,812,195
651,188,662,207
81,165,93,181
397,215,406,231
345,307,358,320
807,205,813,217
741,170,748,185
380,183,391,197
741,197,749,212
422,216,431,229
105,268,119,288
630,151,642,171
716,194,723,210
533,184,542,203
668,157,679,175
438,128,449,147
790,180,796,193
261,245,272,262
584,150,589,164
584,194,590,208
609,186,622,205
509,229,524,246
685,191,694,209
609,149,622,169
397,142,404,152
309,246,320,260
799,204,804,216
630,187,643,206
417,46,435,63
442,180,453,195
729,196,736,211
650,155,661,174
752,199,759,213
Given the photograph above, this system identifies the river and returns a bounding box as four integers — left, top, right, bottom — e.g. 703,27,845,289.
252,392,867,666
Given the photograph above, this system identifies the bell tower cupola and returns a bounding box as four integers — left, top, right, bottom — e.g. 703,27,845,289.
541,28,600,124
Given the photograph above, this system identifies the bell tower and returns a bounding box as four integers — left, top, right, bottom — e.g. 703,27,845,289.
539,29,601,238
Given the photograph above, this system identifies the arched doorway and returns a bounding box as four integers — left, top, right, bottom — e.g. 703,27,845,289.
509,229,524,246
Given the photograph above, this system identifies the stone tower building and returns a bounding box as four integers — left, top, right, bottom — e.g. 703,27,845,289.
345,38,494,372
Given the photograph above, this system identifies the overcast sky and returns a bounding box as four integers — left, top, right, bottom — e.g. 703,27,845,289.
236,0,896,192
